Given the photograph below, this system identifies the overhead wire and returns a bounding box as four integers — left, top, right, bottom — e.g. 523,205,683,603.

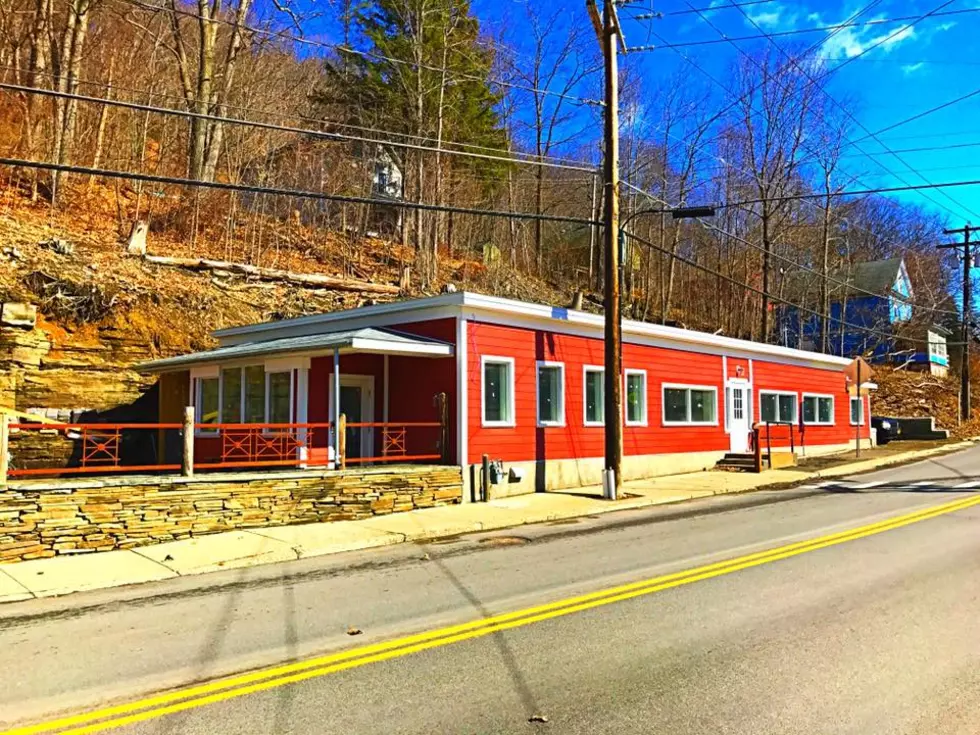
0,82,599,173
0,158,599,226
636,0,888,184
637,7,979,50
113,0,604,107
853,86,980,142
633,0,978,258
0,64,595,169
691,0,980,223
621,181,963,318
622,228,962,347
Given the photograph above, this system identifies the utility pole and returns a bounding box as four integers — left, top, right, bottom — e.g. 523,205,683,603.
587,0,626,498
938,224,980,422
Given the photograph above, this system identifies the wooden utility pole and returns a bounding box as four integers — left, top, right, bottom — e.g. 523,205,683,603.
938,224,980,422
588,0,625,498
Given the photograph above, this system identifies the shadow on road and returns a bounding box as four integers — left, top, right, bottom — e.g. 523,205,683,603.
420,543,541,720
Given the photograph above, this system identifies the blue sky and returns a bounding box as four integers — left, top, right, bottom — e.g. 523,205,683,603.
469,0,980,225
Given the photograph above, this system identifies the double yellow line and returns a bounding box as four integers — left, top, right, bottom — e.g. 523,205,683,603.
8,493,980,735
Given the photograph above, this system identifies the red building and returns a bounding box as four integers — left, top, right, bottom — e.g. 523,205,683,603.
142,292,873,497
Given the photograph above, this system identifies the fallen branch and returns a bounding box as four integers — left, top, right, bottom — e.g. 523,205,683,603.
143,255,401,295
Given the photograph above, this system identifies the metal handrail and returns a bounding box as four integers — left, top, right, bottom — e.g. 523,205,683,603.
751,421,800,471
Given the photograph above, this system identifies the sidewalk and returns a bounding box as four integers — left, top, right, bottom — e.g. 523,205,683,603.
1,440,975,603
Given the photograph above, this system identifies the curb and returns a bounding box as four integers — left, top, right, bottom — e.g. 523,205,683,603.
0,440,975,604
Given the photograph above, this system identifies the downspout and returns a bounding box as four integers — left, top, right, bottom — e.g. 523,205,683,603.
333,347,341,468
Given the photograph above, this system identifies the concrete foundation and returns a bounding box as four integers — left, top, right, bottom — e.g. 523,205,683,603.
465,439,877,499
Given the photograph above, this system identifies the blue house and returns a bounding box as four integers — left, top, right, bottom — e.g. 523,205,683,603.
777,257,950,376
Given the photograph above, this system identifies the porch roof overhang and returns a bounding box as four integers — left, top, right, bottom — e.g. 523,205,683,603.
137,327,454,373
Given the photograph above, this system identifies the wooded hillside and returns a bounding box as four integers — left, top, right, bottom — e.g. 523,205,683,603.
0,0,963,345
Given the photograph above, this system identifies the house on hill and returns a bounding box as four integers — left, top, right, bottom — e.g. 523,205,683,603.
242,139,404,237
776,257,950,376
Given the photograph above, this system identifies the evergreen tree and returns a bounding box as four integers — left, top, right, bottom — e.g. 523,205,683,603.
319,0,509,283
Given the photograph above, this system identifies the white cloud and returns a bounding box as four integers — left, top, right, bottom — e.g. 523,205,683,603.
879,25,917,51
821,23,918,58
747,9,783,28
901,62,925,75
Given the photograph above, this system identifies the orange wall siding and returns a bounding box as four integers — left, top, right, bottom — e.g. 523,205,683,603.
467,321,866,465
467,321,729,465
752,359,870,447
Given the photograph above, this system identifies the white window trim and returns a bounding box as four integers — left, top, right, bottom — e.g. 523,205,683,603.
801,393,835,426
264,369,295,427
535,361,566,427
759,390,798,425
624,369,648,427
194,375,221,436
850,396,866,426
661,383,720,427
583,365,605,427
481,355,516,428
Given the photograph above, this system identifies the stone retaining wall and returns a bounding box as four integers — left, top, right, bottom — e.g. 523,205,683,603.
0,466,462,562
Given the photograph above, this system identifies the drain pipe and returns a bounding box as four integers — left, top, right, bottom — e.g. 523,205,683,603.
481,454,491,502
333,347,341,468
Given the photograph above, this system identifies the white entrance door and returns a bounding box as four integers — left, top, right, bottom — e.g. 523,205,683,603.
728,382,750,453
329,375,375,462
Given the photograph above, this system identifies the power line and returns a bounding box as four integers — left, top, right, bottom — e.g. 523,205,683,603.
636,7,978,50
728,0,980,222
722,178,980,207
0,82,598,174
114,0,604,107
695,0,980,223
622,181,962,317
637,0,884,183
0,63,595,169
684,0,980,226
623,229,961,347
635,0,973,257
837,141,980,159
658,0,777,17
853,86,980,142
0,158,599,226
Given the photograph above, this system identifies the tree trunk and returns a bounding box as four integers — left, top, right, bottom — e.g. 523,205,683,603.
820,181,832,353
760,209,772,342
88,48,115,189
51,0,91,205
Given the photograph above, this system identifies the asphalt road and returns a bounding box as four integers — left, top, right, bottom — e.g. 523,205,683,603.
3,446,980,734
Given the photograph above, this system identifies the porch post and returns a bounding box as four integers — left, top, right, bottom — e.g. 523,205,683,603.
0,412,9,488
333,347,341,468
182,406,195,477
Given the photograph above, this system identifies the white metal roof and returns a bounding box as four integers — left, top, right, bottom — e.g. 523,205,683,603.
209,291,851,369
138,327,453,373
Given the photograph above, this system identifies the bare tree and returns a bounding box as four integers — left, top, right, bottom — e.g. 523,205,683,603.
505,6,597,274
733,48,817,342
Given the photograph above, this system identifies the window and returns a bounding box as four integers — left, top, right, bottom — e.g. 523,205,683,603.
584,366,605,426
213,366,295,429
760,391,797,424
197,377,219,428
662,385,718,425
267,372,292,424
482,357,515,426
221,367,242,423
243,365,265,423
536,362,564,426
850,396,865,425
802,394,834,426
625,370,647,426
